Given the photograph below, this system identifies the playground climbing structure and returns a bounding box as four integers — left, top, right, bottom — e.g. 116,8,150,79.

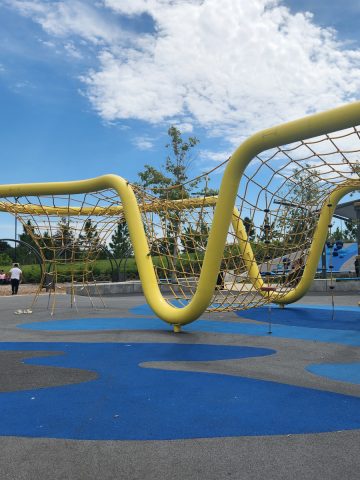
0,102,359,328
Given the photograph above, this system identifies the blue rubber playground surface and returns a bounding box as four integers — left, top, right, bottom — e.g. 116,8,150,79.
1,301,357,440
20,303,360,345
1,341,360,439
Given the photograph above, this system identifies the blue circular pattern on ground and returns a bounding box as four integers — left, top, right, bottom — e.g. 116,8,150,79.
307,363,360,385
236,304,360,330
2,342,360,440
19,305,360,346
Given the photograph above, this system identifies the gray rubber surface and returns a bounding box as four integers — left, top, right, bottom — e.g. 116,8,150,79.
0,292,359,480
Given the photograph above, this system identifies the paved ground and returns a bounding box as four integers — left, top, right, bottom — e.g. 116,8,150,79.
0,291,359,479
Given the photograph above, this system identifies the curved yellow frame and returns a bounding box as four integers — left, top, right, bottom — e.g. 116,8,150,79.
0,101,359,328
231,182,359,304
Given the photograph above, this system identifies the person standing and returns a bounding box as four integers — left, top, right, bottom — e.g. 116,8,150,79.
9,263,22,295
355,256,360,278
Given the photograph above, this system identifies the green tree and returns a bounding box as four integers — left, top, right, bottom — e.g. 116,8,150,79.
281,164,323,245
138,126,200,280
0,240,14,258
0,252,12,265
17,220,40,264
78,219,100,252
109,220,133,258
180,223,208,254
343,218,358,241
243,216,255,240
53,217,76,260
41,231,54,260
332,226,343,241
138,126,200,198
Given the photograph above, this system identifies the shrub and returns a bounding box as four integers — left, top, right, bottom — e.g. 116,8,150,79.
0,253,12,266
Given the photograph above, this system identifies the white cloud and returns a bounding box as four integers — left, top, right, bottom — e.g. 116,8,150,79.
7,0,360,148
200,150,231,164
132,136,155,150
5,0,125,45
64,42,83,59
88,0,360,142
13,80,35,91
38,39,56,49
172,122,193,133
198,149,232,174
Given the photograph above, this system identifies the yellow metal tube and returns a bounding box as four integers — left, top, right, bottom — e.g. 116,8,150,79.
0,196,219,216
231,181,359,303
231,208,264,290
273,181,359,304
0,101,359,324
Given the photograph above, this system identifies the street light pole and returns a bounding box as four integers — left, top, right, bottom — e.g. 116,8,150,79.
14,197,18,262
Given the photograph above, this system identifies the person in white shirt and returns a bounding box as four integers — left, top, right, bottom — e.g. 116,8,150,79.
9,263,22,295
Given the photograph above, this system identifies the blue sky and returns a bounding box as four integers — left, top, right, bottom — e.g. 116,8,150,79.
0,0,360,238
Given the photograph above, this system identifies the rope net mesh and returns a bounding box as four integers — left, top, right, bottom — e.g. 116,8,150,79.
0,191,122,311
0,126,359,313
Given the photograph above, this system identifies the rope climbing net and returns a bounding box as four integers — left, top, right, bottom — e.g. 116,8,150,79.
0,103,359,321
136,125,360,311
0,191,122,311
